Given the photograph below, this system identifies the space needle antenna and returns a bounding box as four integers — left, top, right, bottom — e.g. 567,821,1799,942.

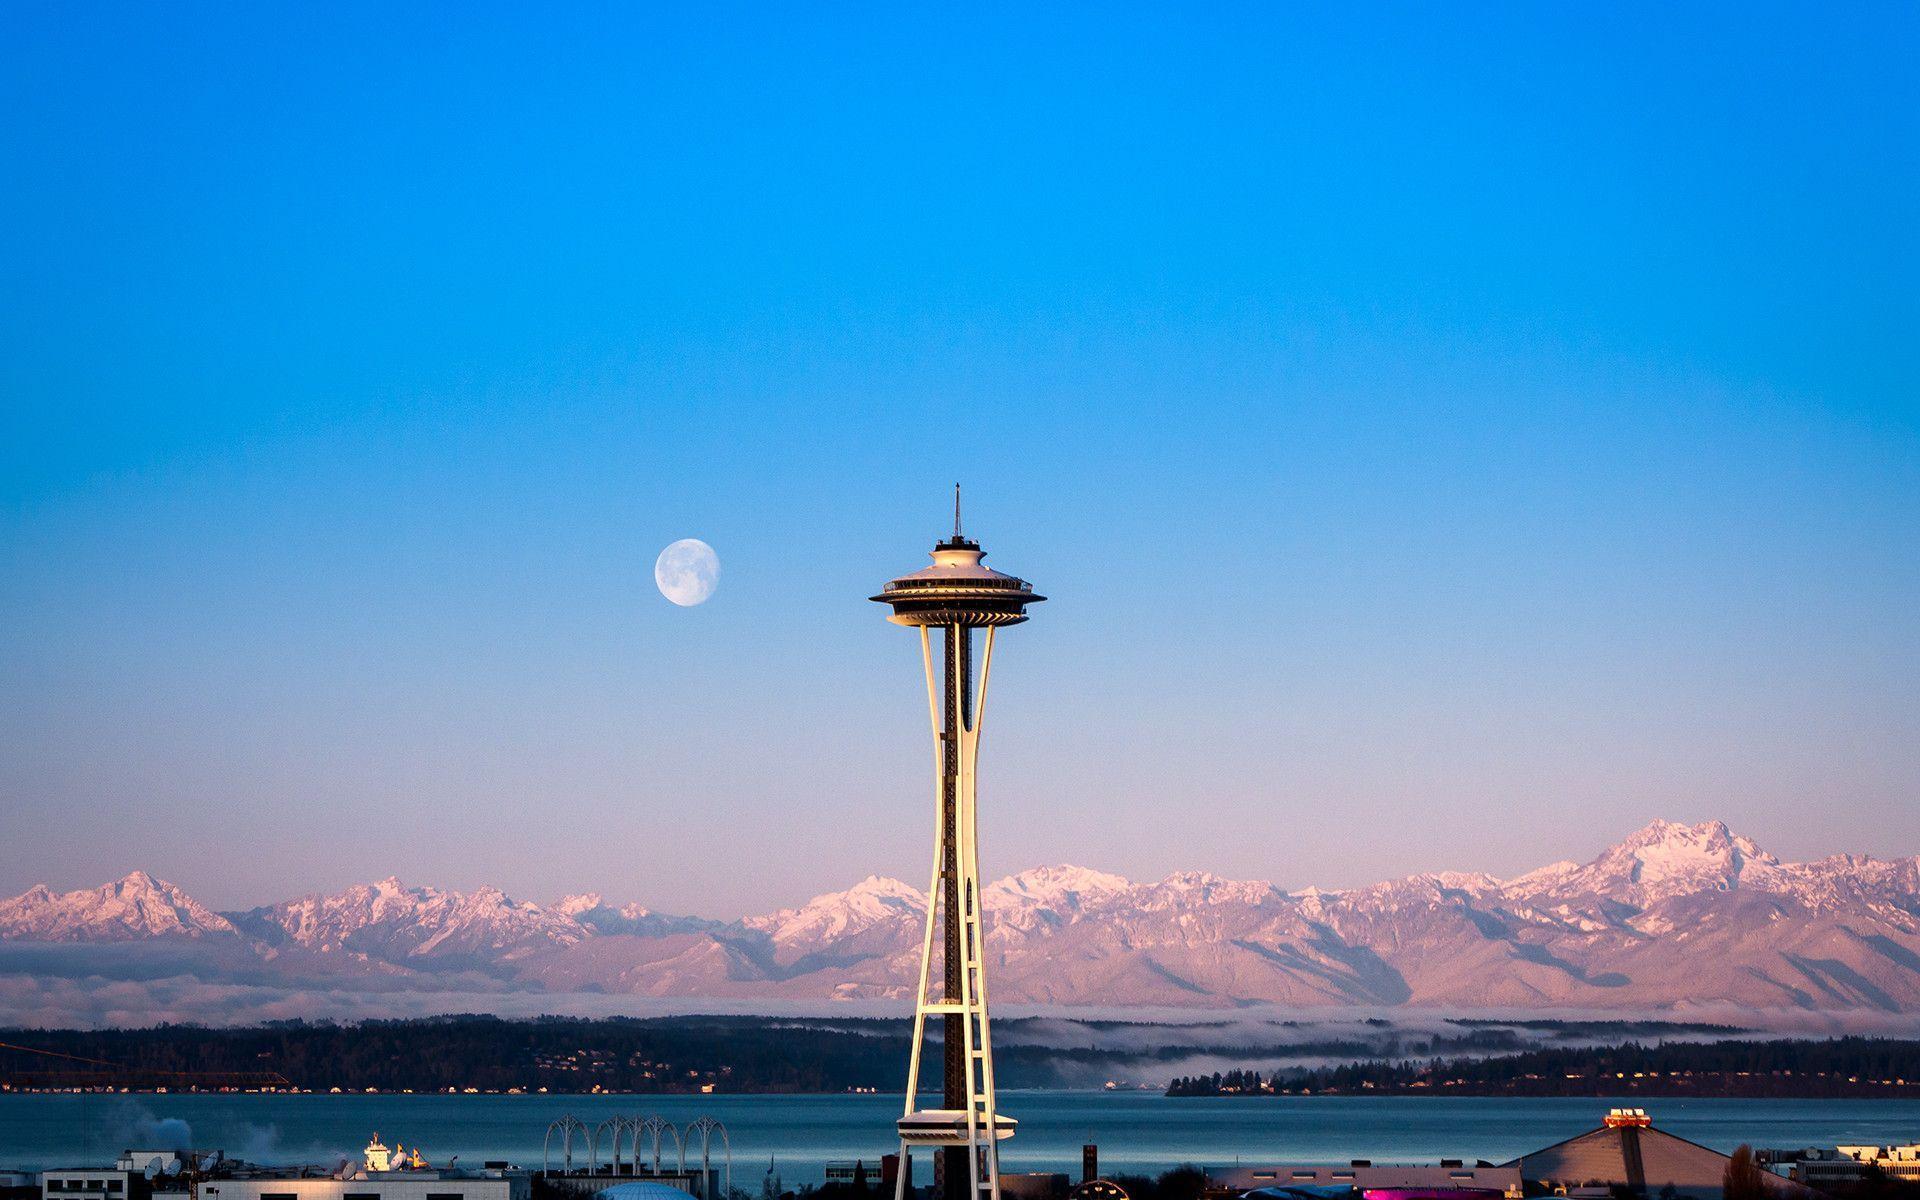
954,483,963,538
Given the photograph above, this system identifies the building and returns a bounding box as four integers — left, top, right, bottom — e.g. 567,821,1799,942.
824,1164,880,1188
874,493,1045,1200
198,1136,530,1200
40,1168,144,1200
1502,1109,1816,1200
1784,1144,1920,1188
997,1175,1069,1200
1210,1162,1521,1197
541,1167,706,1198
204,1176,525,1200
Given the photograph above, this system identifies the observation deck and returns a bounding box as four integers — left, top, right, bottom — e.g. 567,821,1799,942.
871,535,1044,627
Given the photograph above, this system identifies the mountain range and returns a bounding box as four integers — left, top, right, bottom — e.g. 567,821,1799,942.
5,819,1919,1014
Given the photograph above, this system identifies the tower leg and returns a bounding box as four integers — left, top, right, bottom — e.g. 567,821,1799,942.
897,622,1005,1200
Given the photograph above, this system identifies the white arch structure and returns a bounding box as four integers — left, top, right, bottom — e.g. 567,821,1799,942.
543,1115,595,1175
594,1116,640,1174
636,1115,684,1176
684,1117,731,1200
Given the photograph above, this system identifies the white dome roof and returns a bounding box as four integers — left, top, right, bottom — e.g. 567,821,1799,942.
595,1183,697,1200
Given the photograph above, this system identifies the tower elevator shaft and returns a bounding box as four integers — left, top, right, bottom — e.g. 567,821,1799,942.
938,624,971,1200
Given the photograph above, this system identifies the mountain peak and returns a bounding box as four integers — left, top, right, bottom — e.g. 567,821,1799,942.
1508,818,1780,904
743,875,924,944
0,874,236,941
847,874,921,898
988,864,1131,902
1611,818,1772,864
1623,817,1729,846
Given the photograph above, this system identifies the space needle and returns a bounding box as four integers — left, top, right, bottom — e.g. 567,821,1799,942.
872,488,1044,1200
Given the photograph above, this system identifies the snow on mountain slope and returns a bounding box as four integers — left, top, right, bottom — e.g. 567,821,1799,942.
0,872,237,941
984,865,1132,932
6,820,1920,1012
742,876,925,945
230,877,586,962
1506,818,1782,905
558,894,721,938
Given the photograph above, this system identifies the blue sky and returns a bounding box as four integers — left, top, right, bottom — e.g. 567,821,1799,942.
2,3,1915,916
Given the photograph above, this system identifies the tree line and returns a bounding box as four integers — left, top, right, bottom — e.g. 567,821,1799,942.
1167,1037,1920,1098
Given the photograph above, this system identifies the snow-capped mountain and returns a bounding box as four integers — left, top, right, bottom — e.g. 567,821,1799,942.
556,894,719,938
0,871,236,941
984,864,1132,933
227,877,587,961
744,875,926,946
1508,817,1781,905
5,820,1920,1013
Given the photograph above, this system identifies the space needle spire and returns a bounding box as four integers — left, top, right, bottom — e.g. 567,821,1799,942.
872,496,1044,1200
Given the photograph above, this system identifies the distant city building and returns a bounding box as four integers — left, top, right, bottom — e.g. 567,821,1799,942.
1784,1144,1920,1188
823,1164,875,1188
1210,1162,1520,1197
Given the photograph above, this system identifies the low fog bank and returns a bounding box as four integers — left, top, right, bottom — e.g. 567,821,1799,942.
7,970,1920,1047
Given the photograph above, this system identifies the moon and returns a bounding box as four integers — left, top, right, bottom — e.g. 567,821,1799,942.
655,538,720,607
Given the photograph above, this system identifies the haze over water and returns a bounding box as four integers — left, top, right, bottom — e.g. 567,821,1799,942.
5,1094,1918,1185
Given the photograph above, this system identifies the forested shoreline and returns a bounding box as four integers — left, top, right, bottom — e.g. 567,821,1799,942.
1167,1037,1920,1098
6,1017,1917,1098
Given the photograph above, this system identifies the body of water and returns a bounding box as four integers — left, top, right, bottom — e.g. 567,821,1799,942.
3,1093,1917,1187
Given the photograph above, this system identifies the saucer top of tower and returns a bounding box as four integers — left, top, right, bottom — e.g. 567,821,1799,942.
871,487,1044,627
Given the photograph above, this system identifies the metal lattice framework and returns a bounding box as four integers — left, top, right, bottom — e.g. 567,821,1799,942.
593,1115,639,1174
636,1114,685,1177
542,1113,726,1191
684,1117,732,1200
543,1115,595,1175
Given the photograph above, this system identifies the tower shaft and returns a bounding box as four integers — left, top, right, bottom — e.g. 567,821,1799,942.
941,624,969,1197
897,623,1006,1200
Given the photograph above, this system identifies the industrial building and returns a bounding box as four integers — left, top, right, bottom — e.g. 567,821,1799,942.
1209,1160,1521,1197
